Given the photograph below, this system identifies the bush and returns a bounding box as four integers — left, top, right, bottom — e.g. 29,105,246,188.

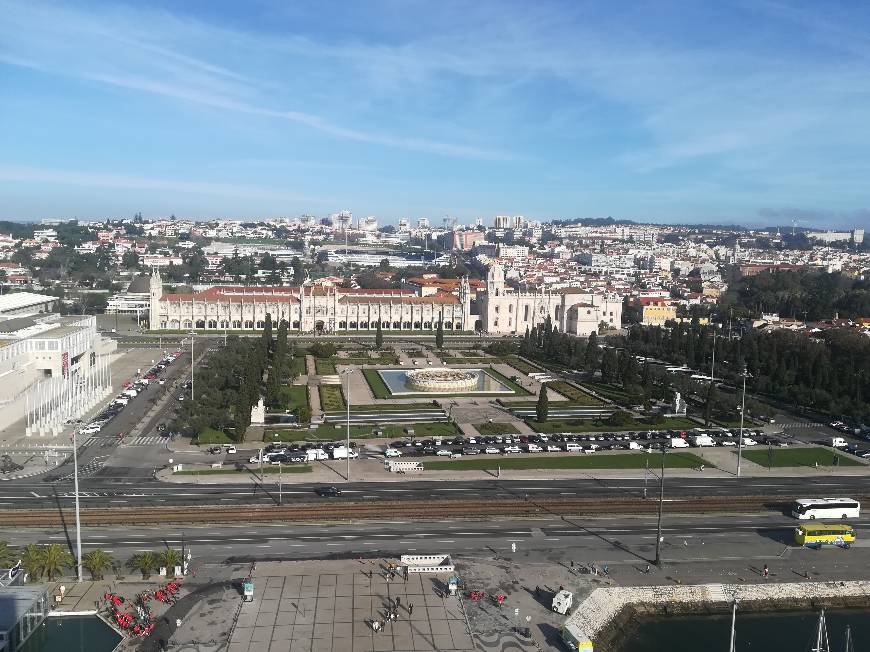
608,410,633,426
309,342,337,358
485,341,518,356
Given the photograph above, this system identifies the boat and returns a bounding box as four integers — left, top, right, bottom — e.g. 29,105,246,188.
843,624,853,652
810,609,830,652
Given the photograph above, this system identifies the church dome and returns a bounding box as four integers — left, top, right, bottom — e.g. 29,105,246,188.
127,275,151,293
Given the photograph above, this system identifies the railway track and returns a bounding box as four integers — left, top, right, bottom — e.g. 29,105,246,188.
0,495,803,526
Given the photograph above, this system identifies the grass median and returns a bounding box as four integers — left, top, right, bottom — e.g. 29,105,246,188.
526,416,696,434
743,448,864,468
425,451,708,471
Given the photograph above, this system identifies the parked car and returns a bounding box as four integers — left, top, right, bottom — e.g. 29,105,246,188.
435,449,452,456
384,448,402,458
502,446,521,454
484,447,500,454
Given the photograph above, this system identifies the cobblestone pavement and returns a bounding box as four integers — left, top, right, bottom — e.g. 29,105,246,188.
227,559,474,652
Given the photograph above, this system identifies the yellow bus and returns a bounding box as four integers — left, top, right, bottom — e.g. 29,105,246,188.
794,523,856,547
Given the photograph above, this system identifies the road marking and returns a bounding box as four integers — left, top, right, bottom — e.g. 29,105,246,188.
437,540,456,543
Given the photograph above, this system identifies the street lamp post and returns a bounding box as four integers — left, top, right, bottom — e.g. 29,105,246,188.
654,447,666,567
72,427,83,582
341,369,352,481
189,331,196,401
737,368,748,478
278,462,283,506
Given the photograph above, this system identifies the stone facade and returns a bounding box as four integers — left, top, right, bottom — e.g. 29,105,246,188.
149,270,471,333
478,264,622,336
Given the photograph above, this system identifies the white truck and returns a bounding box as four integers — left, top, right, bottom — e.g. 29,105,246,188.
832,437,848,448
332,446,358,460
306,449,329,461
691,435,716,447
669,437,690,449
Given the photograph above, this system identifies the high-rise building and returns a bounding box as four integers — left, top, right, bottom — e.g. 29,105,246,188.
417,217,430,229
493,215,511,229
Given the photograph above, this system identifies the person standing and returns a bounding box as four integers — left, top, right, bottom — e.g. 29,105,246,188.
763,564,770,579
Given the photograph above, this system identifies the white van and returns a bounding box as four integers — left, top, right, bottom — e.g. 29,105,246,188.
384,448,402,458
669,437,689,449
691,435,716,447
307,448,329,461
526,443,543,453
565,442,582,452
112,397,129,406
832,437,848,448
628,441,642,450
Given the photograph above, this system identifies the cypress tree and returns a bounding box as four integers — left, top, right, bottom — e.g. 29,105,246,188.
375,322,383,349
435,320,444,349
536,383,549,423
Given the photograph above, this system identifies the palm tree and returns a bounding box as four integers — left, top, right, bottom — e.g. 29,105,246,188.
20,544,43,582
158,549,181,572
82,550,114,581
0,540,18,568
41,544,73,581
129,551,156,579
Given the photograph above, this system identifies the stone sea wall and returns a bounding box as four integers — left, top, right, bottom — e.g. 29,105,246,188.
564,581,870,651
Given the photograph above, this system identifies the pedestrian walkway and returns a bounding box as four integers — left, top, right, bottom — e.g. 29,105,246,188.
228,558,474,652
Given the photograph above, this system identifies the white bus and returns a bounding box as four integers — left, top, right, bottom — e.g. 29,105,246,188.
791,498,860,520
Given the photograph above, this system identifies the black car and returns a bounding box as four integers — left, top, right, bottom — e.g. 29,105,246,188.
421,446,437,455
315,486,342,497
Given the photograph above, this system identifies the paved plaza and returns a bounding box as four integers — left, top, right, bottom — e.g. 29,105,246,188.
228,559,474,652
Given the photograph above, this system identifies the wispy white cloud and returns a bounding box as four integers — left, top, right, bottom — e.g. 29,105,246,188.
0,0,515,161
0,164,319,203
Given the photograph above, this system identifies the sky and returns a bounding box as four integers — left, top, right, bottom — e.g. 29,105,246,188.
2,0,870,229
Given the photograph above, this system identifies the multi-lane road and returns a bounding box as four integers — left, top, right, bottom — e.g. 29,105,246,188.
4,475,870,509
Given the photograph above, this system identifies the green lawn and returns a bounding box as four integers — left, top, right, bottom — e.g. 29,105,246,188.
426,452,708,471
484,367,531,396
362,368,391,398
288,356,306,378
348,402,439,413
548,381,604,406
743,447,864,468
440,358,494,364
174,464,312,475
315,358,337,375
193,427,234,445
269,384,309,412
582,382,641,405
504,356,544,375
527,416,697,434
264,421,460,441
318,385,346,411
474,422,520,436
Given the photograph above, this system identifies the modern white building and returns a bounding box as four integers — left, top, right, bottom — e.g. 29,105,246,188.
105,275,151,322
0,314,115,436
0,293,59,321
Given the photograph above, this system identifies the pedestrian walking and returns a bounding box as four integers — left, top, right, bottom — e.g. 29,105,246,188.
570,560,574,569
395,596,401,608
602,565,609,576
534,585,540,597
408,603,414,616
763,564,770,579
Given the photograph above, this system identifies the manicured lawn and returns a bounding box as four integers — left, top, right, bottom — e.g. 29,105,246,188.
548,381,604,406
362,368,391,398
264,421,460,441
426,452,708,471
484,367,531,396
174,464,312,475
348,402,439,413
743,447,864,468
475,422,520,436
319,385,346,411
315,358,337,375
504,356,544,375
288,356,306,378
582,382,641,405
527,416,697,434
193,427,234,445
440,358,493,364
270,384,309,412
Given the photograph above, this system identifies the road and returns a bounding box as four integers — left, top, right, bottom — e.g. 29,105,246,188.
4,475,869,509
8,513,870,575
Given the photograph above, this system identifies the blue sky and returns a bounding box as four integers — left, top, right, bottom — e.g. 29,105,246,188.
2,0,870,228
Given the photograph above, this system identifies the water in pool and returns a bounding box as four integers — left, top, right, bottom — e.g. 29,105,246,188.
21,615,121,652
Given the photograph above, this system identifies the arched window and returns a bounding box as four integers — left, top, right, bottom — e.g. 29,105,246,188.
392,321,401,329
195,320,205,329
339,321,347,329
182,320,191,329
244,320,254,329
360,321,369,328
508,304,513,313
232,321,241,329
494,319,499,328
349,321,357,329
495,306,500,314
423,321,431,329
524,305,529,321
444,322,453,329
455,322,461,330
402,321,411,329
413,321,421,329
256,320,265,329
292,320,300,328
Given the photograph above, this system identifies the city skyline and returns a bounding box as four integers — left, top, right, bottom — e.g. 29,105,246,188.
2,0,870,229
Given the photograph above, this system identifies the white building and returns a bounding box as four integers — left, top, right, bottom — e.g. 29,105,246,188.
0,293,59,321
478,264,622,337
0,314,115,435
